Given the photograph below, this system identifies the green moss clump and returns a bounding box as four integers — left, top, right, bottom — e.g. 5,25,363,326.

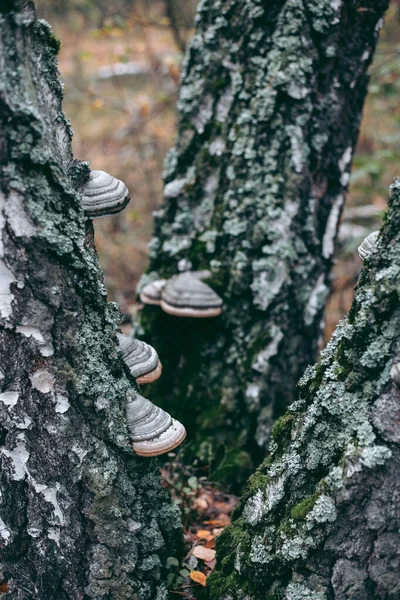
208,570,243,599
290,491,320,521
208,518,251,598
212,448,252,486
271,413,295,444
334,365,348,381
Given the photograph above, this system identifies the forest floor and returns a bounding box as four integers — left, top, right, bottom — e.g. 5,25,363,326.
161,454,238,596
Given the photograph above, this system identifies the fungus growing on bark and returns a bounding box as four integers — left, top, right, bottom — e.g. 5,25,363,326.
140,279,167,306
117,332,162,384
160,272,223,318
81,170,130,218
177,258,193,272
357,230,379,261
390,363,400,387
126,391,186,456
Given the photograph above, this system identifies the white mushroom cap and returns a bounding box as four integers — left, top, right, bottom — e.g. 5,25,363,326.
177,258,193,272
82,170,130,218
160,272,223,318
126,391,186,456
139,279,167,306
117,333,162,383
390,363,400,387
358,230,379,261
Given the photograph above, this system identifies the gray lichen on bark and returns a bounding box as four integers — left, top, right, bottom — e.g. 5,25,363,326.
0,3,181,598
139,0,389,483
209,179,400,599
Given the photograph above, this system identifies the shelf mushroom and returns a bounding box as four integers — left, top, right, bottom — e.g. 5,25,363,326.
140,279,167,306
81,170,130,218
390,363,400,387
126,390,186,456
160,272,223,318
117,332,162,384
358,230,379,261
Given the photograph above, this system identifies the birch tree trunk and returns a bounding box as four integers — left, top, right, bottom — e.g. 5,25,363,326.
139,0,389,485
209,179,400,600
0,3,182,598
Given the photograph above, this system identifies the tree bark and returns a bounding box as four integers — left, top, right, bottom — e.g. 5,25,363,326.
139,0,389,486
209,180,400,599
0,3,182,598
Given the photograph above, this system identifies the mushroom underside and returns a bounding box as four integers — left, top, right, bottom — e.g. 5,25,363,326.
137,360,163,384
160,299,222,318
133,418,186,456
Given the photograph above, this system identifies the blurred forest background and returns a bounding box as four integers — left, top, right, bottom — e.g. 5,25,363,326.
36,0,400,343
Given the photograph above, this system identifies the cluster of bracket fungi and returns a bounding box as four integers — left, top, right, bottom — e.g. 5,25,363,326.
80,170,223,457
140,267,223,318
82,171,400,453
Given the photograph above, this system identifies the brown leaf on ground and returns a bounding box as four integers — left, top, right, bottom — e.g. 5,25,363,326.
192,546,216,562
192,496,209,511
213,499,237,514
195,529,214,541
204,514,230,526
206,558,216,570
189,571,207,587
205,540,216,549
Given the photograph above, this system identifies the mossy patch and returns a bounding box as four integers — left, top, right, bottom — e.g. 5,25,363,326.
271,413,296,445
290,491,320,521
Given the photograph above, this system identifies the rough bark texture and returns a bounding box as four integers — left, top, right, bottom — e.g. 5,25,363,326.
0,3,182,598
139,0,388,485
208,179,400,600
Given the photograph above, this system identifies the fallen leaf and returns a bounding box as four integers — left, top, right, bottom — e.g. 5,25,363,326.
204,514,230,526
214,500,237,514
212,527,224,536
193,546,216,562
193,496,209,511
190,571,207,587
205,540,216,549
206,558,217,570
196,529,214,541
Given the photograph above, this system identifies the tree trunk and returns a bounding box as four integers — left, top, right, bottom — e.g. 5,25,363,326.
209,179,400,599
0,3,182,598
139,0,389,486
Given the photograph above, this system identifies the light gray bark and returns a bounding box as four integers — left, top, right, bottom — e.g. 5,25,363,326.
210,179,400,599
139,0,389,486
0,3,181,598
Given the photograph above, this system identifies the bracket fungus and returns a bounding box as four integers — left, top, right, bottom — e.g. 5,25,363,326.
140,279,167,306
177,258,193,272
160,272,223,318
358,230,379,261
126,391,186,456
117,332,162,384
81,170,130,218
390,363,400,387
